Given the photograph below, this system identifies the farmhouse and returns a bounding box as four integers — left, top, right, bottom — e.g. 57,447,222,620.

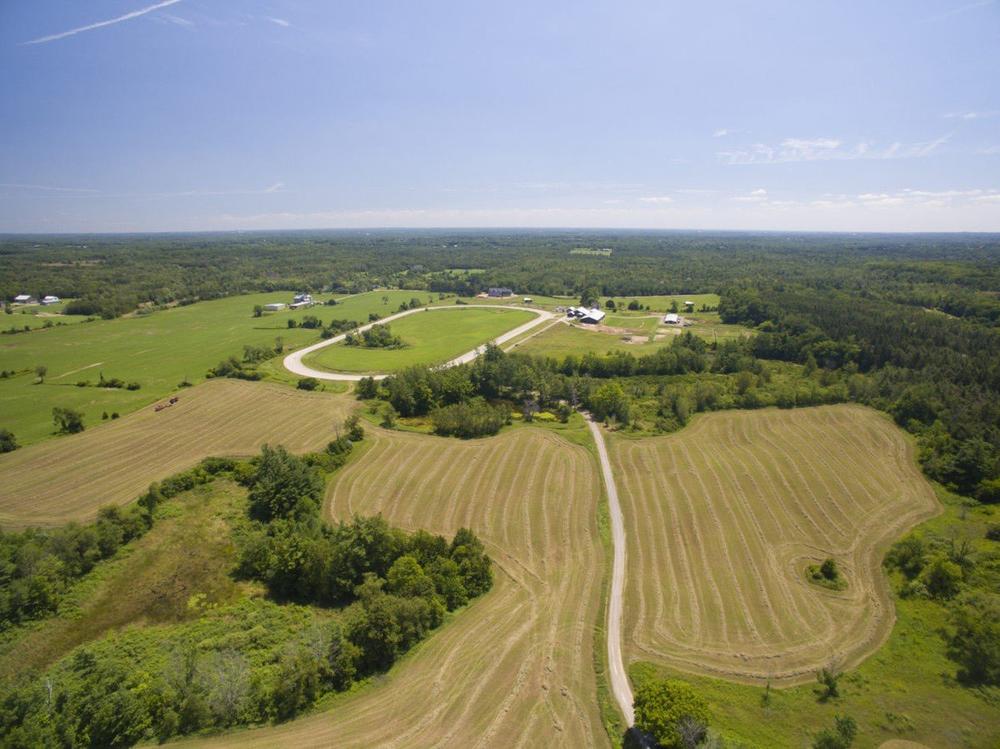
13,294,35,304
293,293,313,304
41,295,60,305
487,287,513,298
664,313,680,324
263,302,286,312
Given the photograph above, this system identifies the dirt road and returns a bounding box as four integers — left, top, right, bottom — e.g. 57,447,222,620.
587,417,635,726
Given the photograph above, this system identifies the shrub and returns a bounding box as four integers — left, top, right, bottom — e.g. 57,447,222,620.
0,429,17,453
948,592,1000,685
297,377,319,391
431,400,506,438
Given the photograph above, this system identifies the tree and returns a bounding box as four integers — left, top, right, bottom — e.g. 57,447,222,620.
253,304,263,318
247,445,324,521
812,715,857,749
386,555,436,599
0,429,17,453
589,381,631,425
580,287,601,308
633,678,710,749
606,299,617,310
345,414,365,442
34,364,47,383
52,406,84,434
356,376,379,399
819,558,839,581
947,592,1000,684
922,556,962,599
380,404,398,429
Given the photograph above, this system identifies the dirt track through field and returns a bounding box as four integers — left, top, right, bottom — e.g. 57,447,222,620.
611,405,939,684
0,379,352,527
184,427,609,748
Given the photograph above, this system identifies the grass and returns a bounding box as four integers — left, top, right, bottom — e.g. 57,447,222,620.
189,425,610,748
628,488,1000,748
0,290,379,446
0,379,355,527
610,405,940,686
301,307,535,374
0,479,250,680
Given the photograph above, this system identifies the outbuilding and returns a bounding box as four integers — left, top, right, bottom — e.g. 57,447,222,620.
577,307,606,324
263,302,286,312
41,295,60,305
13,294,34,304
664,313,680,324
488,287,513,298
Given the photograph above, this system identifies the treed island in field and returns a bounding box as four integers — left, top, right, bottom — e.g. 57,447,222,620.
1,232,999,748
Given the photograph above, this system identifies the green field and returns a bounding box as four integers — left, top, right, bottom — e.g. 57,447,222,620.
0,290,429,446
302,307,535,374
511,317,748,358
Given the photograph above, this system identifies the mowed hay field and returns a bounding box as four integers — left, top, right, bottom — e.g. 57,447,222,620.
0,379,352,527
611,405,939,685
187,427,610,749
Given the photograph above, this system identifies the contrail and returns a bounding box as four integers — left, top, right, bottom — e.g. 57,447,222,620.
23,0,182,45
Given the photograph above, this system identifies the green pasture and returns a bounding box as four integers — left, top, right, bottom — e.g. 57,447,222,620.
0,290,427,446
302,307,535,374
630,491,1000,749
512,316,749,358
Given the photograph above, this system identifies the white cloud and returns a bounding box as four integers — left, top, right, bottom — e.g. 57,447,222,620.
719,135,949,164
734,188,768,202
267,17,291,27
713,129,730,138
264,181,285,193
23,0,183,45
161,14,194,27
0,182,100,193
639,196,674,204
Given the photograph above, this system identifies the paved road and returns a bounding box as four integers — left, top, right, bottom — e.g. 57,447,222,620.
283,304,554,381
587,417,635,727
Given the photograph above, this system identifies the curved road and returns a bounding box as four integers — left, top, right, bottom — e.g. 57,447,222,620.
283,304,554,381
588,417,635,727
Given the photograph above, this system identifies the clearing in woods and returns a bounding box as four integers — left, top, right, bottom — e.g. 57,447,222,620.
183,426,609,748
0,379,352,528
610,404,940,684
300,307,535,374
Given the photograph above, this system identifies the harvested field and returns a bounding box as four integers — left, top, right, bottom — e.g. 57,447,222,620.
186,427,609,748
0,379,352,527
611,404,939,685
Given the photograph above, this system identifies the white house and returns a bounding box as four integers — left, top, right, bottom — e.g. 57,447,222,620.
293,293,313,304
41,295,60,305
13,294,34,304
664,313,680,324
263,302,286,312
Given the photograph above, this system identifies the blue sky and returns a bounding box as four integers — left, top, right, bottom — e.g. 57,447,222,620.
1,0,998,232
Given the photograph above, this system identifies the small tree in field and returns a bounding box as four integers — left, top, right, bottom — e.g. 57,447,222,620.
812,714,857,749
35,365,47,383
253,304,263,318
52,406,84,434
0,429,17,453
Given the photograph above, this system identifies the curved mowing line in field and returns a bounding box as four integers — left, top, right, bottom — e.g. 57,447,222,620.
181,427,608,748
612,405,940,685
283,304,554,381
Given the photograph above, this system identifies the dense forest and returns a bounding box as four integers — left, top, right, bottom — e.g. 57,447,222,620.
2,231,999,322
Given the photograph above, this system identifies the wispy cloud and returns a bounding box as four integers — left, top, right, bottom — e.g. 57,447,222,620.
266,17,291,27
638,196,674,204
712,129,731,138
23,0,183,45
0,182,101,194
921,0,995,22
718,135,950,164
734,188,769,203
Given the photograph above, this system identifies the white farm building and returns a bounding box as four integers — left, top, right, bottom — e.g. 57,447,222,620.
664,313,680,324
568,307,606,324
263,303,286,312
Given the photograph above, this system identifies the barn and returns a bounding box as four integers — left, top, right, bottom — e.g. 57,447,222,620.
264,303,286,312
664,313,680,324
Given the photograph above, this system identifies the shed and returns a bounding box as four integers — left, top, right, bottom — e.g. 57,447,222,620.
42,295,60,305
664,313,680,324
13,294,34,304
263,303,286,312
